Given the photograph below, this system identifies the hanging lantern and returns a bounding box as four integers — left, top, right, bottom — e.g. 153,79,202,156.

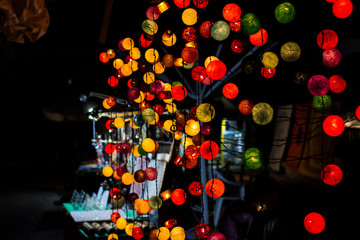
144,167,158,181
243,147,263,169
252,102,274,125
157,1,170,14
132,227,144,240
111,212,121,223
222,83,239,99
199,21,213,38
241,13,261,35
165,218,177,229
323,115,345,137
211,20,230,41
261,52,279,69
222,3,241,22
116,218,127,230
99,52,109,63
185,119,201,136
160,189,172,201
280,41,301,62
182,26,197,42
145,48,160,64
207,232,226,240
171,189,186,205
142,19,158,35
205,178,225,198
323,48,341,68
170,227,186,240
188,181,204,196
199,140,219,160
321,164,343,186
185,145,200,160
134,199,151,214
196,103,216,122
148,196,163,209
274,2,296,24
102,166,113,177
122,172,134,185
229,20,241,32
162,30,177,46
329,75,346,93
195,223,210,239
206,60,227,80
139,33,153,48
313,95,332,110
304,212,326,234
317,29,338,50
261,67,276,79
191,66,207,82
332,0,353,19
181,47,198,63
174,0,190,8
249,28,268,46
231,39,246,53
307,75,329,96
171,85,187,101
182,8,198,26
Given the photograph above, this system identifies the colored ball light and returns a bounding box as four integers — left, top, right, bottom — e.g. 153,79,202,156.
304,212,326,234
122,172,134,185
204,56,219,68
211,20,230,41
113,58,124,70
195,223,210,239
174,0,190,8
132,227,144,240
241,13,261,35
182,8,197,26
182,26,197,42
275,2,296,24
323,48,341,68
192,66,207,82
102,166,113,177
142,108,156,123
329,75,346,93
261,52,279,69
193,0,209,8
239,99,254,115
144,167,158,181
356,105,360,120
317,29,338,50
229,20,241,32
308,75,329,96
165,218,177,229
146,6,160,20
222,83,239,99
261,67,276,79
99,52,109,63
244,148,263,169
110,188,121,200
141,138,156,153
280,41,301,62
200,140,219,160
332,0,353,18
111,212,121,223
105,143,115,154
185,145,200,160
134,199,151,214
201,124,212,135
125,223,135,236
231,39,246,53
313,94,332,110
128,192,139,204
116,166,127,178
134,170,146,183
139,33,153,48
185,119,201,136
205,178,225,198
148,196,163,209
108,76,118,87
116,218,127,230
207,232,227,240
171,189,187,205
142,19,158,35
183,156,199,169
163,54,175,67
158,227,171,240
188,181,204,196
128,87,140,101
196,103,216,123
122,38,134,50
192,133,205,146
181,47,198,63
150,80,165,95
145,48,160,63
249,28,268,46
206,60,227,80
321,164,343,186
323,115,345,137
252,102,274,125
222,3,241,22
200,21,213,38
108,233,118,240
162,30,177,47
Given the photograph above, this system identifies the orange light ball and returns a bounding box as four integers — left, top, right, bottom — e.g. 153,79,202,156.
238,99,253,115
249,28,268,46
199,140,219,160
205,178,225,198
332,0,353,18
99,52,109,63
174,0,190,8
222,83,239,99
222,3,241,22
323,115,345,137
171,189,187,205
206,60,227,80
181,47,198,63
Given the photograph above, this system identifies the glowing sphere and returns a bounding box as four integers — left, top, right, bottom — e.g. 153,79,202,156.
231,39,246,53
206,60,227,80
166,103,177,113
171,189,186,205
308,75,329,96
144,167,158,181
142,138,156,153
113,58,124,70
148,196,163,209
113,117,125,129
241,13,261,35
229,20,241,32
139,33,153,48
200,140,219,160
185,145,200,160
205,178,225,198
329,75,346,93
332,0,353,18
204,56,219,68
207,232,226,240
105,144,115,154
116,218,127,230
313,95,332,110
238,99,253,115
142,108,156,123
183,156,198,169
195,223,210,239
132,227,144,240
174,0,190,8
162,30,176,47
111,212,121,223
317,29,338,50
182,27,197,42
249,28,268,46
323,115,345,137
163,54,175,67
182,8,197,26
144,72,155,84
110,188,121,200
188,181,204,196
181,47,198,63
134,170,146,183
252,102,273,125
222,3,241,22
191,66,207,82
261,67,276,79
356,105,360,120
145,48,160,63
211,20,230,41
122,172,133,185
244,148,263,169
170,227,186,240
102,166,113,177
261,52,279,69
182,137,194,149
99,52,109,63
185,119,201,136
142,19,158,35
280,41,301,62
323,48,341,67
196,103,216,122
321,164,343,186
116,166,127,177
134,199,151,214
275,2,296,23
125,223,135,236
222,83,239,99
200,21,213,38
108,233,118,240
146,6,160,20
128,193,139,204
304,212,326,234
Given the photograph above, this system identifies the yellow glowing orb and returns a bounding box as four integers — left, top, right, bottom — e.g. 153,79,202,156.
252,102,274,125
196,103,216,123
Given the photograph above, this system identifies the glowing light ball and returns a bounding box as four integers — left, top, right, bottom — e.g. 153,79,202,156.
181,47,198,63
205,178,225,198
196,103,216,122
261,67,276,79
206,60,227,80
239,99,253,115
317,29,338,50
332,0,353,18
116,218,127,230
114,116,125,128
304,212,326,234
166,103,177,113
142,19,158,35
204,56,219,68
163,54,175,68
141,138,156,153
182,27,197,42
144,167,158,181
148,196,163,209
241,13,261,35
111,212,121,223
357,106,360,120
120,64,133,77
200,140,219,160
145,48,160,63
229,20,241,32
211,20,230,41
105,144,115,154
146,6,160,20
122,172,134,185
108,233,119,240
323,115,345,137
139,33,153,48
185,145,200,160
102,166,113,177
308,75,329,96
99,52,109,63
313,95,332,110
195,223,210,239
249,28,268,46
280,41,301,62
143,72,155,84
185,119,201,136
207,232,226,240
321,164,343,186
323,48,341,67
261,52,279,69
113,58,124,70
201,124,212,135
171,189,187,205
134,170,146,183
329,75,346,93
141,108,156,123
116,166,127,177
110,188,121,200
222,3,241,22
174,0,190,8
191,66,207,82
170,227,185,240
125,223,135,236
199,21,212,38
182,8,197,26
183,156,198,169
165,218,177,229
150,80,165,95
243,147,263,169
231,39,246,53
176,111,188,125
134,199,151,214
162,30,177,47
157,1,170,13
252,102,274,125
222,83,239,99
275,2,296,23
132,227,144,240
188,181,204,196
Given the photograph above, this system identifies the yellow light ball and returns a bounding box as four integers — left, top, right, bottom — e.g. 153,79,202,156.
182,137,194,148
132,145,141,157
204,56,219,68
182,8,198,26
122,37,135,50
108,233,119,240
130,118,140,129
196,103,216,123
174,130,183,140
166,103,177,113
129,60,139,71
145,48,160,63
185,119,201,136
134,199,151,214
158,227,171,240
107,49,116,59
134,91,145,103
120,63,133,76
280,41,301,62
164,119,175,133
261,52,279,69
252,102,274,125
125,223,135,236
170,227,186,240
129,47,141,60
162,30,177,47
113,58,124,69
122,172,134,185
144,72,156,84
103,98,111,109
163,98,173,104
116,218,127,230
102,166,114,177
148,112,159,125
153,62,166,74
142,138,156,153
114,117,125,128
164,83,172,91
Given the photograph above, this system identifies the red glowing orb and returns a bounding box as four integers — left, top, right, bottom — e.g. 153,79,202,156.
200,21,213,38
105,143,115,154
99,52,109,63
171,85,187,101
183,156,198,169
321,164,343,186
206,60,227,80
171,189,187,205
132,227,144,239
249,28,268,46
188,181,204,196
182,27,197,42
356,105,360,120
222,3,241,22
111,212,121,223
222,83,239,99
205,178,225,198
329,75,346,93
181,47,198,63
231,39,246,53
238,99,253,115
185,145,200,161
110,188,122,200
192,66,208,82
332,0,353,19
199,140,219,160
323,115,345,137
174,0,190,8
108,76,118,87
144,167,158,181
304,212,326,234
317,29,338,50
261,67,276,79
195,223,210,239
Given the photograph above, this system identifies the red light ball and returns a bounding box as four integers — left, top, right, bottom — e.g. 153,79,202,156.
323,115,345,137
190,106,198,120
222,83,239,99
174,0,190,8
317,29,338,50
199,21,213,38
171,189,187,205
231,39,246,53
193,0,209,8
323,48,342,68
108,76,119,87
150,80,165,95
132,227,144,239
153,104,165,115
249,28,268,46
195,223,210,239
329,75,346,93
134,170,146,183
229,20,241,32
199,140,219,160
192,66,207,82
110,188,122,200
185,145,200,160
144,167,158,181
206,60,227,80
99,52,109,63
261,67,276,79
332,0,353,18
321,164,343,186
308,75,329,96
111,212,121,223
222,3,241,22
181,47,198,63
128,87,140,101
116,166,127,177
304,212,326,234
105,143,115,154
171,85,188,101
183,156,198,169
182,27,197,42
205,178,225,198
188,181,204,196
356,105,360,120
207,232,227,240
238,99,253,115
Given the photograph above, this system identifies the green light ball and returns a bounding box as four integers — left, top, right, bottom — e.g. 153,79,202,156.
313,94,332,110
142,108,156,123
280,41,301,62
252,102,274,125
244,148,263,169
148,196,163,209
211,20,231,41
275,2,296,24
241,13,261,35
